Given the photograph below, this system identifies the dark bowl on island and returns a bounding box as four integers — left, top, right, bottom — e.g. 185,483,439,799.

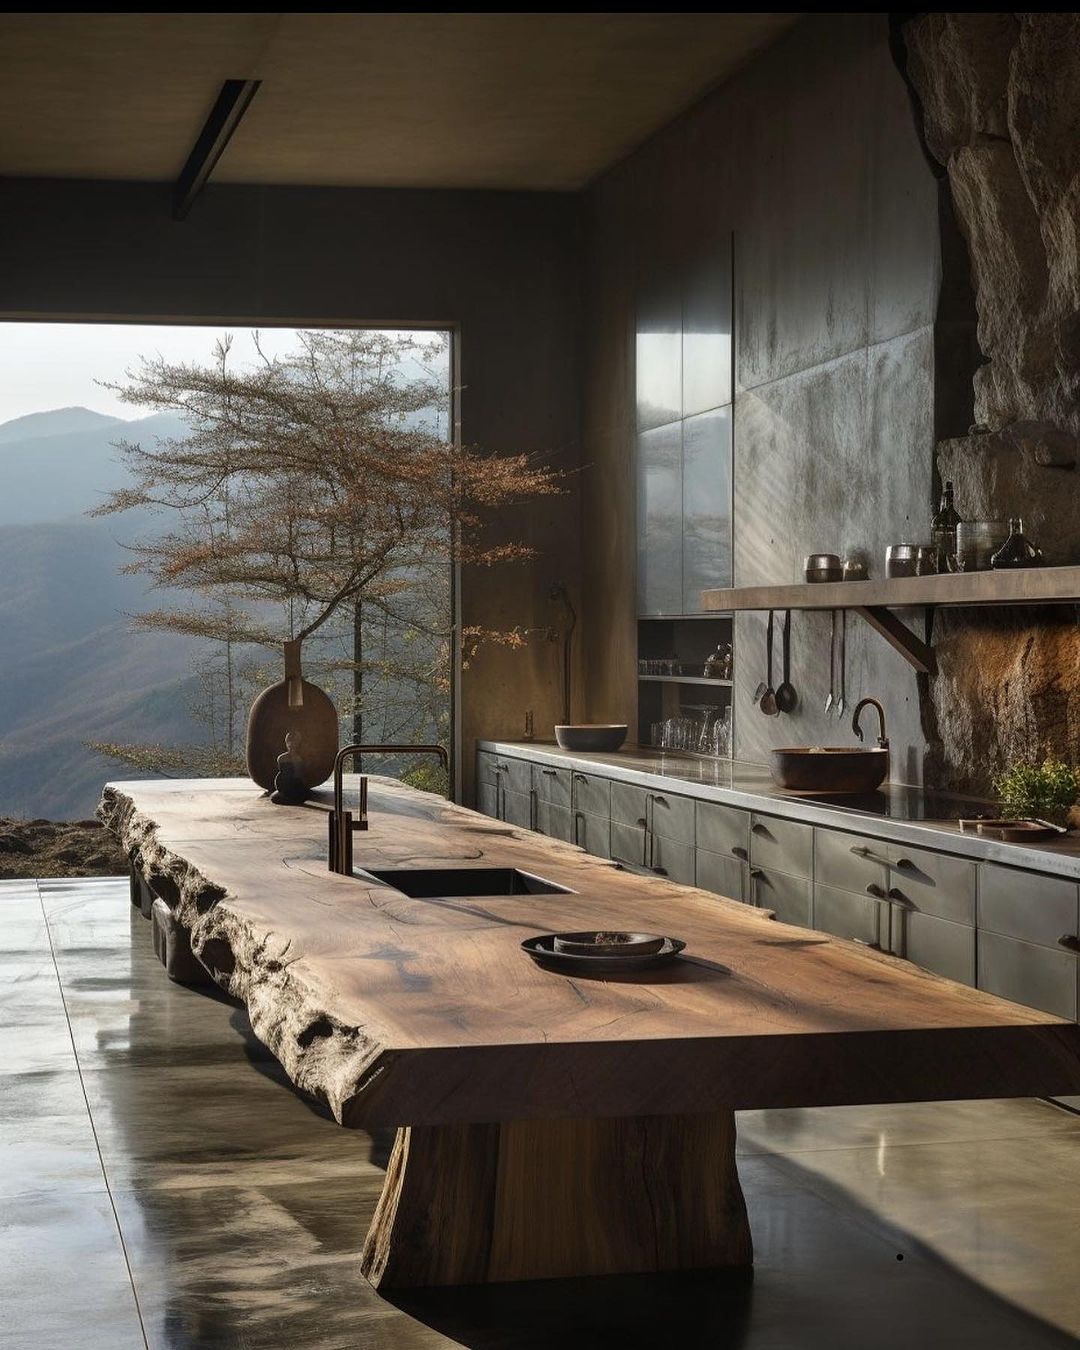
554,724,628,752
770,746,889,794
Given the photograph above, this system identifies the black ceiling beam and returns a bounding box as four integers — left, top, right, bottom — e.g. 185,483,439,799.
172,78,261,221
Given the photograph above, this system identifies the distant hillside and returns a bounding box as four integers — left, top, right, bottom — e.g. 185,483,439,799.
0,414,215,817
0,406,187,526
0,405,123,444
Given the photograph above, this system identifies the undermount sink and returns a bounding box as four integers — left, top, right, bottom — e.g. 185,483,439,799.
356,866,573,898
770,746,889,794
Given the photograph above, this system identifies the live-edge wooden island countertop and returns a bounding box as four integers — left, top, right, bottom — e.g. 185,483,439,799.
101,775,1080,1289
100,775,1080,1131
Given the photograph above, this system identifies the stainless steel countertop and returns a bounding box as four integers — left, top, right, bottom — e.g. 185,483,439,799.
478,740,1080,881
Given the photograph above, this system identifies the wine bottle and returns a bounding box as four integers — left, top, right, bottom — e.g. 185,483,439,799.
931,480,961,573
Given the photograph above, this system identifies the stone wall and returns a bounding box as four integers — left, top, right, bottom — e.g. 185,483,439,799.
906,14,1080,788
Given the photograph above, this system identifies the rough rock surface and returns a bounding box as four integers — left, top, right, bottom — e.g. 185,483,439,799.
928,607,1080,796
907,13,1080,437
904,14,1080,790
0,816,127,880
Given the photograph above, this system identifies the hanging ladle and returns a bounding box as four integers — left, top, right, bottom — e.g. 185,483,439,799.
759,609,779,716
776,609,797,713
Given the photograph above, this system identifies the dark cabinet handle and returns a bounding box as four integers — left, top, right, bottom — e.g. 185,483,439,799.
850,845,892,869
894,857,915,870
541,768,558,777
651,794,669,807
751,822,768,835
1059,934,1080,954
573,772,588,783
866,883,886,899
749,867,765,879
732,846,748,861
887,887,913,906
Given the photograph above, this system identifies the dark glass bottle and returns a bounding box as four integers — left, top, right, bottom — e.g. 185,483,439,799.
990,518,1043,569
931,480,962,573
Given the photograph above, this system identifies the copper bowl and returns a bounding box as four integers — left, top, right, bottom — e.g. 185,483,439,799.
770,746,889,793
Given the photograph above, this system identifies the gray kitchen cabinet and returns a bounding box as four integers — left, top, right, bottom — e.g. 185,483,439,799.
648,832,696,886
696,800,749,862
571,770,611,819
534,764,571,810
887,844,976,926
978,930,1078,1021
978,864,1079,948
573,809,611,859
750,814,813,879
501,786,533,830
478,781,500,820
696,848,749,903
610,820,649,872
648,790,695,846
813,882,882,948
499,757,532,797
751,867,812,927
637,422,683,616
814,827,891,895
898,910,975,987
611,780,650,829
682,407,732,612
534,799,573,843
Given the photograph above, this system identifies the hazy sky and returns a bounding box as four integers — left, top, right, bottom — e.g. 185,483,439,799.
0,322,446,425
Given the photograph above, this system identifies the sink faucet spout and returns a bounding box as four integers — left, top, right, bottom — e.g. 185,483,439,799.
852,698,888,749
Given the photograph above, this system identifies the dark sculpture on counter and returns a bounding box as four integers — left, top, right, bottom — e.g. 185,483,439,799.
270,730,310,805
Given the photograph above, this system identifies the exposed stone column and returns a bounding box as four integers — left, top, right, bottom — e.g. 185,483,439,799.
902,15,1080,791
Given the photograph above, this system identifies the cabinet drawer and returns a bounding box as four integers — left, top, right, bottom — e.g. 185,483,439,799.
814,828,890,894
696,849,749,903
499,757,532,796
650,833,696,886
750,814,812,879
887,844,976,926
535,800,572,843
900,911,975,987
573,809,610,859
978,865,1079,949
611,781,649,829
610,781,694,845
478,781,499,819
534,764,571,809
649,790,695,846
571,771,611,818
753,868,812,928
502,786,533,830
696,801,750,861
978,930,1078,1020
477,751,500,787
610,820,649,871
813,883,882,947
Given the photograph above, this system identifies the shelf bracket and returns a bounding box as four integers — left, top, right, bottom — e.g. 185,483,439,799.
852,606,937,676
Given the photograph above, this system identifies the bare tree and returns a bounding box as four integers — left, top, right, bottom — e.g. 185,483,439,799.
89,329,561,778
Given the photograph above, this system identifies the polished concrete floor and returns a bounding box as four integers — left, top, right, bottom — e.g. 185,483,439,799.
2,875,1079,1350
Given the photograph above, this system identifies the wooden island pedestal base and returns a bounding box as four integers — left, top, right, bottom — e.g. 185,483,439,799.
360,1110,753,1289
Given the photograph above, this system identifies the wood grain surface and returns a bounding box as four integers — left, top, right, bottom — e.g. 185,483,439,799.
360,1111,751,1287
100,777,1080,1129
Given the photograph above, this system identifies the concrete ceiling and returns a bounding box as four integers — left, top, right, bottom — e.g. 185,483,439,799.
0,13,798,191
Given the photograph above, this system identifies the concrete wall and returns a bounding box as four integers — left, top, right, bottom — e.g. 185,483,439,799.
0,178,583,801
582,13,974,783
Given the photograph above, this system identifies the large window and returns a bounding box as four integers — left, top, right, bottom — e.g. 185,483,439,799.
0,322,453,819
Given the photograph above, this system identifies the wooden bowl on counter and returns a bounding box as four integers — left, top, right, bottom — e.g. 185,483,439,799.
770,746,889,793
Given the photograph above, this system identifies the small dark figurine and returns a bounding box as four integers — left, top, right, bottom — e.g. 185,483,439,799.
270,730,309,805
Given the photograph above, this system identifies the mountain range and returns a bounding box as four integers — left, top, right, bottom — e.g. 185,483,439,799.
0,406,209,818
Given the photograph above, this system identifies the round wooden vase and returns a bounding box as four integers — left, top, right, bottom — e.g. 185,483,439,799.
245,641,339,792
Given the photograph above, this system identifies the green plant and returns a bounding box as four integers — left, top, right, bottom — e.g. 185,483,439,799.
992,754,1080,826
